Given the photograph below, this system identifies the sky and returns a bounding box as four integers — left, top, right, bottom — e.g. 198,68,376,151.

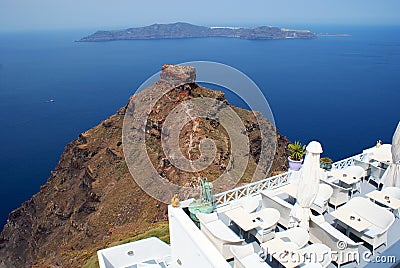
1,0,400,31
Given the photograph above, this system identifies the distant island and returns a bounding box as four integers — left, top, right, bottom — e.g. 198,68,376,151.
77,22,316,42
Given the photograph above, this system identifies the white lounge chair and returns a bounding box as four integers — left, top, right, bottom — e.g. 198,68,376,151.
369,165,386,188
345,165,364,195
353,159,370,178
230,243,271,268
320,179,351,210
336,197,395,254
381,186,400,199
249,208,280,243
297,243,332,268
230,196,260,213
309,215,362,267
197,212,244,259
311,184,333,214
275,227,309,250
381,187,400,217
261,191,293,228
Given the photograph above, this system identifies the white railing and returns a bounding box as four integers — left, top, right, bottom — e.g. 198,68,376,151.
213,172,291,207
331,153,367,170
213,152,367,208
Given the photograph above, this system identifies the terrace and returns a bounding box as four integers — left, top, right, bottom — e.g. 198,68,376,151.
97,144,399,268
169,144,400,268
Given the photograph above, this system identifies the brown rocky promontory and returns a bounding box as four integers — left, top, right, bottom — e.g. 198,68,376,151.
0,65,289,267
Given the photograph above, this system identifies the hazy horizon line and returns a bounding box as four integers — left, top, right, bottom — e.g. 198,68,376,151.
1,21,400,33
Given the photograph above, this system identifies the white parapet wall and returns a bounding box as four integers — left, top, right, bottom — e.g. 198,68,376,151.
97,237,171,268
168,206,231,268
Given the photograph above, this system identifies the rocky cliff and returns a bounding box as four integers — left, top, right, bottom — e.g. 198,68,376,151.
0,65,289,267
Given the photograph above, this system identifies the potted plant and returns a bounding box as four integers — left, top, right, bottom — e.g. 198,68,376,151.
320,157,333,171
288,141,306,171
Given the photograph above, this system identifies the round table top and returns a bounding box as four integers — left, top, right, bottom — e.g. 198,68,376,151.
327,166,364,184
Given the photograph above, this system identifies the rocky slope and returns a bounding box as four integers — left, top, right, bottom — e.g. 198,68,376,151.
0,64,289,267
78,22,316,42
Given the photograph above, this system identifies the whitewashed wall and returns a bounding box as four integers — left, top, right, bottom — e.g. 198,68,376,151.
168,206,231,268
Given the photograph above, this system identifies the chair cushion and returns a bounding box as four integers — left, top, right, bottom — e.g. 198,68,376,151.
313,196,325,208
206,220,241,242
241,254,271,267
278,238,299,249
363,226,384,238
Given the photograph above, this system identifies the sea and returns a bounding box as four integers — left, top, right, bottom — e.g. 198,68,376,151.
0,25,399,227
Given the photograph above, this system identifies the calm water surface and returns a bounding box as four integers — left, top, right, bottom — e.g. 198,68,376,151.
0,25,399,226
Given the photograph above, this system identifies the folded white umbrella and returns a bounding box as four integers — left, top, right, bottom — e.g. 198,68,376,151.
289,141,324,230
381,122,400,188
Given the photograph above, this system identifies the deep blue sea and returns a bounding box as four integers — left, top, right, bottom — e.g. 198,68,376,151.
0,25,399,227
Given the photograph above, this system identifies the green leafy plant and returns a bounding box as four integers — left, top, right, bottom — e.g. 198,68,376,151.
320,157,333,163
288,141,306,161
320,156,333,171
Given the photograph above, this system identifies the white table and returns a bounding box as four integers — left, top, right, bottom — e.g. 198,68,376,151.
328,166,363,193
261,237,304,268
274,183,298,198
366,190,400,211
225,207,259,232
331,208,373,235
